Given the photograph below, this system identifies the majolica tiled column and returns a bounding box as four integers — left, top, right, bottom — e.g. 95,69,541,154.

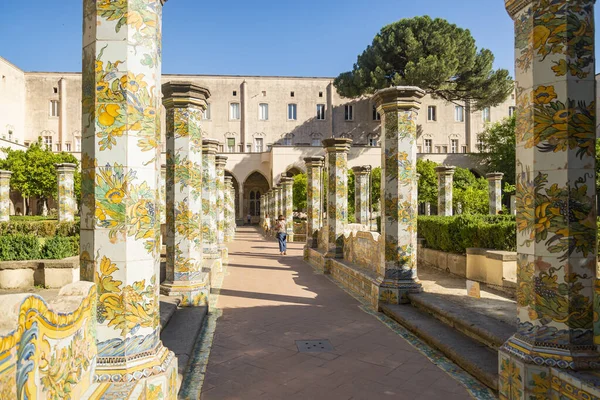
160,164,167,225
424,202,431,216
215,155,228,260
202,139,221,260
352,165,371,225
322,138,352,258
224,176,233,242
160,82,209,307
55,163,76,222
0,170,12,222
374,87,425,304
281,177,294,241
435,166,455,216
81,0,177,391
500,1,599,399
487,172,503,215
304,157,324,249
228,183,236,235
273,185,281,221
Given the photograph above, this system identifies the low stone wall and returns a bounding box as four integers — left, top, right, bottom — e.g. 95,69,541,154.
343,230,383,277
0,256,79,289
417,242,467,277
0,281,97,399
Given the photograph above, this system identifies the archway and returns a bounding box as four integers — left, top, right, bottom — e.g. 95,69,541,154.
225,171,240,223
285,166,303,177
242,171,270,224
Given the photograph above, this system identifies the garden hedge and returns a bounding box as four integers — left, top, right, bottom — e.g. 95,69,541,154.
0,220,79,237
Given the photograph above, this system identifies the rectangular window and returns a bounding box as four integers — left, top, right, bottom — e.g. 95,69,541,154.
259,103,269,120
451,139,458,153
246,143,251,152
283,136,292,146
462,145,467,153
482,107,491,122
55,143,61,152
65,143,71,151
50,100,59,117
442,145,448,153
311,139,321,146
509,106,516,117
202,103,211,120
227,138,236,152
368,138,378,146
454,105,464,122
344,105,353,121
24,141,30,148
255,138,264,152
288,104,297,120
435,146,441,153
8,130,12,141
372,105,381,121
44,136,52,148
424,139,432,153
229,103,240,120
316,104,325,120
477,135,484,152
75,137,81,152
427,106,437,121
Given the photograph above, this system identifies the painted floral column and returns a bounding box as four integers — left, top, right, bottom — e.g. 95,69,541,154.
55,163,77,222
0,170,12,222
487,172,503,215
352,165,371,225
304,156,324,249
373,87,425,304
228,183,236,237
215,155,228,259
322,138,352,258
281,177,294,241
500,1,599,399
224,176,233,242
202,139,220,260
273,185,281,221
435,166,455,216
81,0,177,391
160,82,209,307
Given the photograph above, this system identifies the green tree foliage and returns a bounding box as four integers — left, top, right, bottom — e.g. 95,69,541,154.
452,167,488,214
0,139,81,214
471,115,516,185
348,169,356,223
416,159,438,204
370,167,381,212
334,16,513,109
292,173,307,211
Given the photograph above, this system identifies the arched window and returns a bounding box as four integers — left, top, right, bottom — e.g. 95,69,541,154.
256,191,261,216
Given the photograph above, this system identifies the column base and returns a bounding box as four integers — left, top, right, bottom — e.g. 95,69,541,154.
287,233,295,242
160,280,209,306
378,280,422,305
219,245,229,264
84,345,178,399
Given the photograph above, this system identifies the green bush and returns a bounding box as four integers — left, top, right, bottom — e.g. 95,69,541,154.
418,215,516,254
0,235,41,261
0,221,79,237
41,236,78,259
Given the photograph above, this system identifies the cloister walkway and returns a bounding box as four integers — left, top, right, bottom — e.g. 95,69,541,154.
201,227,472,400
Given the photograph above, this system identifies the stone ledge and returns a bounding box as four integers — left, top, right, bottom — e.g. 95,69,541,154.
0,257,79,289
329,258,383,310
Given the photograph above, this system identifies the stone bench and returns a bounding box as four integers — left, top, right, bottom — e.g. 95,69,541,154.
0,256,79,289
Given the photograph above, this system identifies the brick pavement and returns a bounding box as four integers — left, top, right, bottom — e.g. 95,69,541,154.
201,227,472,400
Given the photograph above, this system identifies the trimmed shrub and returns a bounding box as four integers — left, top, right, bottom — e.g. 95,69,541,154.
0,235,41,261
418,215,516,254
0,221,79,237
41,236,78,260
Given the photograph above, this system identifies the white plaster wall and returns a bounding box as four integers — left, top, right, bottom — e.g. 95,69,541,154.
0,57,26,145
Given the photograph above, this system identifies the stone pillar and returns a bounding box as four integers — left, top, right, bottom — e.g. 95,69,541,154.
374,86,425,304
160,164,166,225
322,138,352,258
202,139,221,260
281,177,294,241
424,202,431,216
456,202,463,215
160,82,209,307
487,172,503,215
352,165,371,225
500,1,599,398
304,157,324,249
81,0,177,390
229,183,237,235
435,166,455,216
273,185,281,220
0,170,12,222
215,155,228,260
55,163,76,222
510,195,516,216
224,176,234,242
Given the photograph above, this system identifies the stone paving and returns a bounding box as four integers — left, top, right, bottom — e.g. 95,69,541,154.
201,227,474,400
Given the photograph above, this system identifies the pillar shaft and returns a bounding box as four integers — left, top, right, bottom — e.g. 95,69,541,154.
202,139,220,258
304,157,324,248
500,1,599,398
322,138,352,258
281,177,294,241
436,167,455,216
224,177,233,242
487,172,503,215
55,163,77,222
424,202,431,216
273,186,281,220
374,86,425,304
81,0,177,384
160,164,166,225
0,171,12,222
216,155,227,249
352,165,371,225
161,82,210,307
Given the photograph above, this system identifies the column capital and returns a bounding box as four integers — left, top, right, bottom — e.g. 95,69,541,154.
55,163,77,171
486,172,504,181
504,0,531,19
322,138,352,153
435,166,456,176
224,175,233,184
202,138,221,154
280,176,294,186
373,86,426,112
304,156,325,167
351,165,372,175
215,155,228,169
162,81,211,110
0,170,12,178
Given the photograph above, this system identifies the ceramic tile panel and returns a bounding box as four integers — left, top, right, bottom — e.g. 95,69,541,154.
487,173,504,215
352,166,371,225
281,177,294,241
435,166,455,216
304,157,324,249
202,139,220,259
0,171,12,222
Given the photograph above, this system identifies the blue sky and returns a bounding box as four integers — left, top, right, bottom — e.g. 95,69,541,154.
0,0,598,77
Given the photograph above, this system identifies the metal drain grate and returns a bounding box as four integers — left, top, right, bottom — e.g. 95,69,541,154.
296,340,334,353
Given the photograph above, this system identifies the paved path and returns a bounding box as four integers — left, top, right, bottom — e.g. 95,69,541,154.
201,227,472,400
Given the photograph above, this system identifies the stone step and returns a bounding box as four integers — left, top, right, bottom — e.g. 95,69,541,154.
160,306,208,382
381,303,499,391
408,292,514,350
159,295,180,330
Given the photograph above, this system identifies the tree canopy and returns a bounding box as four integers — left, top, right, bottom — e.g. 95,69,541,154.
334,16,513,109
471,115,516,186
416,159,437,204
292,173,307,211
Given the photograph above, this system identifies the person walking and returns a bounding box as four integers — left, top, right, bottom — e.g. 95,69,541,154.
275,214,287,255
247,213,252,225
